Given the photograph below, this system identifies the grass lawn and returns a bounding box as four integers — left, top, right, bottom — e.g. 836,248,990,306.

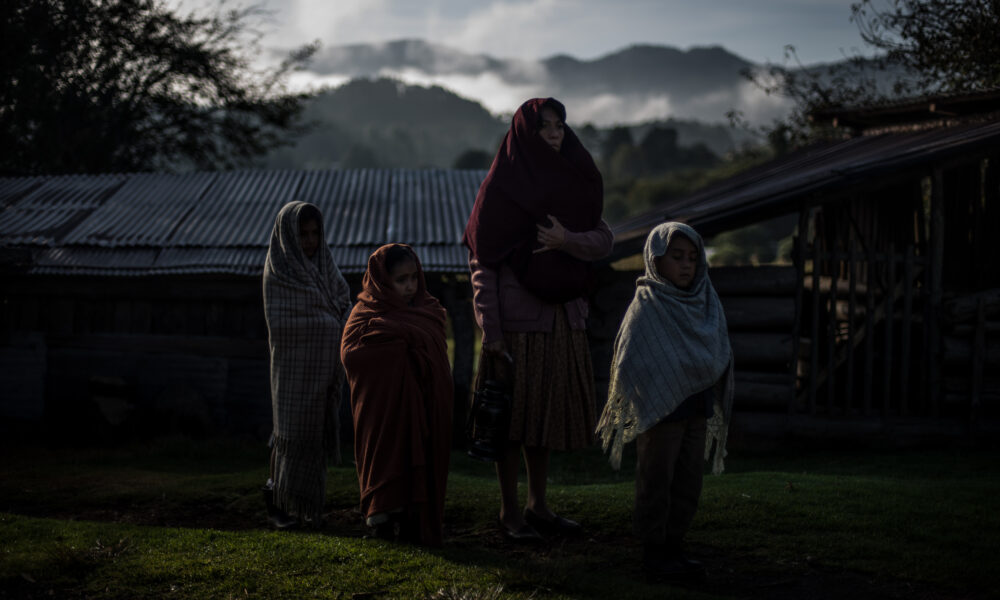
1,436,997,599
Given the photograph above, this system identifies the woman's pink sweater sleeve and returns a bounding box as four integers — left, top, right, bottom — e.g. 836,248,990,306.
561,219,614,261
468,254,503,345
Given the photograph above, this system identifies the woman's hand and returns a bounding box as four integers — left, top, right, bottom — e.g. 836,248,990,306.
534,214,566,253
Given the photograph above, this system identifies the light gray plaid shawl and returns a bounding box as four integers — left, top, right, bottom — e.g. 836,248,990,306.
263,201,352,521
597,222,734,473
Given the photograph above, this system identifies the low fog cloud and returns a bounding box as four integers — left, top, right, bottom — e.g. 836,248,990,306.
374,68,546,117
567,94,674,127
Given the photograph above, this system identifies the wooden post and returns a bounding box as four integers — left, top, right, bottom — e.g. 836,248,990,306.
810,238,821,415
971,297,986,438
929,167,945,416
442,279,475,447
864,240,876,416
900,243,914,416
827,250,838,414
847,237,857,415
883,243,895,416
790,206,808,415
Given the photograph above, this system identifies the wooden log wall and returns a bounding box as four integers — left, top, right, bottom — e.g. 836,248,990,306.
587,264,800,415
941,288,1000,428
0,272,481,442
796,181,932,419
0,275,272,440
713,266,797,413
790,154,999,429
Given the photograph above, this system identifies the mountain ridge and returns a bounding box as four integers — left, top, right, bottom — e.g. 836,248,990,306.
262,77,753,171
298,39,783,125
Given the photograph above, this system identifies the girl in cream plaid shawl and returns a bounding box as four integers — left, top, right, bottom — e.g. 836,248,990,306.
263,201,352,524
596,222,734,474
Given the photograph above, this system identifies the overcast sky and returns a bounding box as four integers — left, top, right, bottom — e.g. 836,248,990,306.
253,0,871,66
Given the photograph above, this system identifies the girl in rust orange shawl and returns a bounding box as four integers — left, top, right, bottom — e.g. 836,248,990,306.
340,244,454,546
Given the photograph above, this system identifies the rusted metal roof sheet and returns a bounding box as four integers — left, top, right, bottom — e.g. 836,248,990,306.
611,119,1000,257
0,169,486,276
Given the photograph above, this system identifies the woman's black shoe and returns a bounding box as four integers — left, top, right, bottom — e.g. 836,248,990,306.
523,508,582,536
643,543,706,583
498,517,543,542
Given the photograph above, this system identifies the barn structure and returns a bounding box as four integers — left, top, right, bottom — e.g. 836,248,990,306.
3,90,998,444
593,89,1000,440
0,169,485,441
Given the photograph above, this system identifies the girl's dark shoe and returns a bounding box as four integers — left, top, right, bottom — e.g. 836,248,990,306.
642,543,706,583
523,507,582,536
498,517,543,542
366,512,405,541
368,520,399,541
261,486,300,531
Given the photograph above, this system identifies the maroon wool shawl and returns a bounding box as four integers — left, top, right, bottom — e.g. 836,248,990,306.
463,98,604,303
340,244,454,546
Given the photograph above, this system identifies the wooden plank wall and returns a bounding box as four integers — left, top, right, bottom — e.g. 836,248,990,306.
0,273,482,442
794,156,999,429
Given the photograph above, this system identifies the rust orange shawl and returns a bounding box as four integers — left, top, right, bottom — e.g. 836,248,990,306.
340,244,453,545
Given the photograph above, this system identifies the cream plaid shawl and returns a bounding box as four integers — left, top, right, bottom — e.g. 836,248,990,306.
596,222,734,473
263,201,352,521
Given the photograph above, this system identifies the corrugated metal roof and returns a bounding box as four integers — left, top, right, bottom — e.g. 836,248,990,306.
392,169,484,244
63,172,216,247
0,176,46,209
0,168,486,276
0,175,126,245
26,244,468,277
611,119,1000,256
155,247,268,274
299,169,392,246
34,247,160,272
170,170,304,246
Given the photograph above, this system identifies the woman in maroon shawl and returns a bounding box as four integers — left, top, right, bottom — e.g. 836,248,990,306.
341,244,454,546
464,98,613,540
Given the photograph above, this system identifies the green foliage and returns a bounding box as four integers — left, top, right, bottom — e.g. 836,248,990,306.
452,149,494,170
595,121,735,223
600,126,634,160
738,0,1000,149
603,147,773,223
707,224,777,266
638,126,679,171
853,0,1000,94
0,0,318,175
607,144,646,180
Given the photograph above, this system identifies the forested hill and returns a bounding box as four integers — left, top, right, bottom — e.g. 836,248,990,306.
261,78,749,170
262,78,507,170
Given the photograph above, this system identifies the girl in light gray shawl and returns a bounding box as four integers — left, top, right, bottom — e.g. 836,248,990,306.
262,201,352,528
596,222,733,582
